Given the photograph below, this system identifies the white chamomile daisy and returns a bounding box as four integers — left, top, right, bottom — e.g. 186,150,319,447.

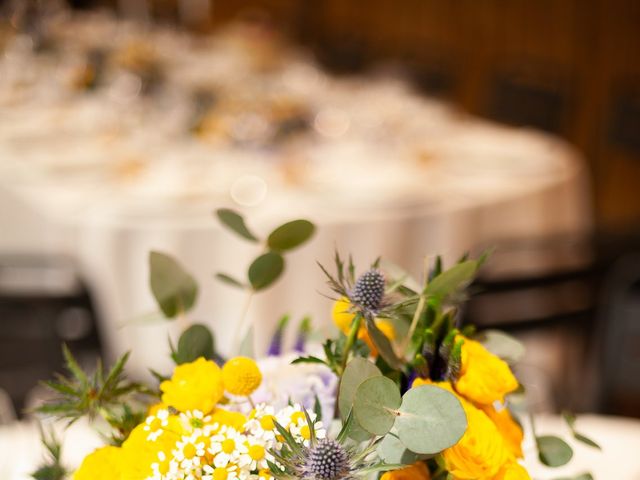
144,409,170,441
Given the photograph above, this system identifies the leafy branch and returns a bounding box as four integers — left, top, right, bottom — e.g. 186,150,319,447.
37,346,152,439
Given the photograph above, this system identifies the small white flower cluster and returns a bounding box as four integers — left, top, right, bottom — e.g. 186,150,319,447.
143,403,326,480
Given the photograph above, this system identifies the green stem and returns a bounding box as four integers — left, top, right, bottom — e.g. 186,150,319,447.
340,312,363,373
232,291,254,355
402,294,426,355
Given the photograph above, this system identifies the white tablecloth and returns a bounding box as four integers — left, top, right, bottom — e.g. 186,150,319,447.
0,15,592,376
0,415,638,479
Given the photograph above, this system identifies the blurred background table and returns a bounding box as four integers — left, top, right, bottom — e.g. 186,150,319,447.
0,13,592,378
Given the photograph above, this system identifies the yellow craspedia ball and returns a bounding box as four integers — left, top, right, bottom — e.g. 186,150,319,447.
222,356,262,396
160,357,224,413
332,297,355,332
381,461,431,480
455,336,518,405
73,446,122,480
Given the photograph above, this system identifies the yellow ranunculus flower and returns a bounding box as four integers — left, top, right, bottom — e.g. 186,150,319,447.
381,461,431,480
160,357,225,413
481,405,524,458
120,421,180,479
332,297,355,332
454,336,518,405
411,379,514,480
222,356,262,396
493,461,531,480
209,408,248,430
443,401,512,480
332,297,395,357
73,446,122,480
147,402,168,417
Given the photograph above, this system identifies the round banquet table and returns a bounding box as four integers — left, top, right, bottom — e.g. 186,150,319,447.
0,414,638,479
0,16,592,377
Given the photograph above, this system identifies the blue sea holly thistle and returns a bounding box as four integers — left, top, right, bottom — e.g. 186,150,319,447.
268,411,392,480
350,268,386,318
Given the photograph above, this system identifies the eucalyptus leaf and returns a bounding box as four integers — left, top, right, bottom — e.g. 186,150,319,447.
338,358,382,419
475,329,526,364
216,209,258,242
378,432,423,465
267,220,315,251
215,273,246,289
353,376,401,436
424,260,478,303
395,385,467,454
552,473,594,480
573,432,601,450
248,252,284,291
537,435,574,467
172,324,215,364
149,251,198,318
364,317,404,370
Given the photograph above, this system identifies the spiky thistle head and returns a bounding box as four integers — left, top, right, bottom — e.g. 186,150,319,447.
302,438,352,480
349,269,385,316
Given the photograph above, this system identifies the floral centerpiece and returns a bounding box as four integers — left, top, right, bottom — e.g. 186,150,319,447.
32,211,599,480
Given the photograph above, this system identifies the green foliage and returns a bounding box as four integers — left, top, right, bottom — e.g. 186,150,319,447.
149,251,198,318
103,403,147,446
536,435,574,467
338,358,382,420
37,346,149,427
394,385,467,455
475,330,526,364
31,427,68,480
171,324,215,364
267,220,315,252
353,376,401,435
216,208,259,242
377,432,433,465
552,474,594,480
214,273,246,288
248,252,285,291
364,317,404,370
215,209,315,293
423,259,481,305
562,412,601,450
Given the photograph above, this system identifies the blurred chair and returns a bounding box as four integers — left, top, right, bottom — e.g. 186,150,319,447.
0,255,102,417
462,233,599,412
596,252,640,417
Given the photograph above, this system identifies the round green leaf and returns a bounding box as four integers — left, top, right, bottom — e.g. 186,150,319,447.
353,376,401,436
378,433,424,465
248,252,284,291
149,251,198,318
395,385,467,454
173,324,215,364
267,220,315,251
537,435,573,467
216,209,258,242
338,358,382,419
